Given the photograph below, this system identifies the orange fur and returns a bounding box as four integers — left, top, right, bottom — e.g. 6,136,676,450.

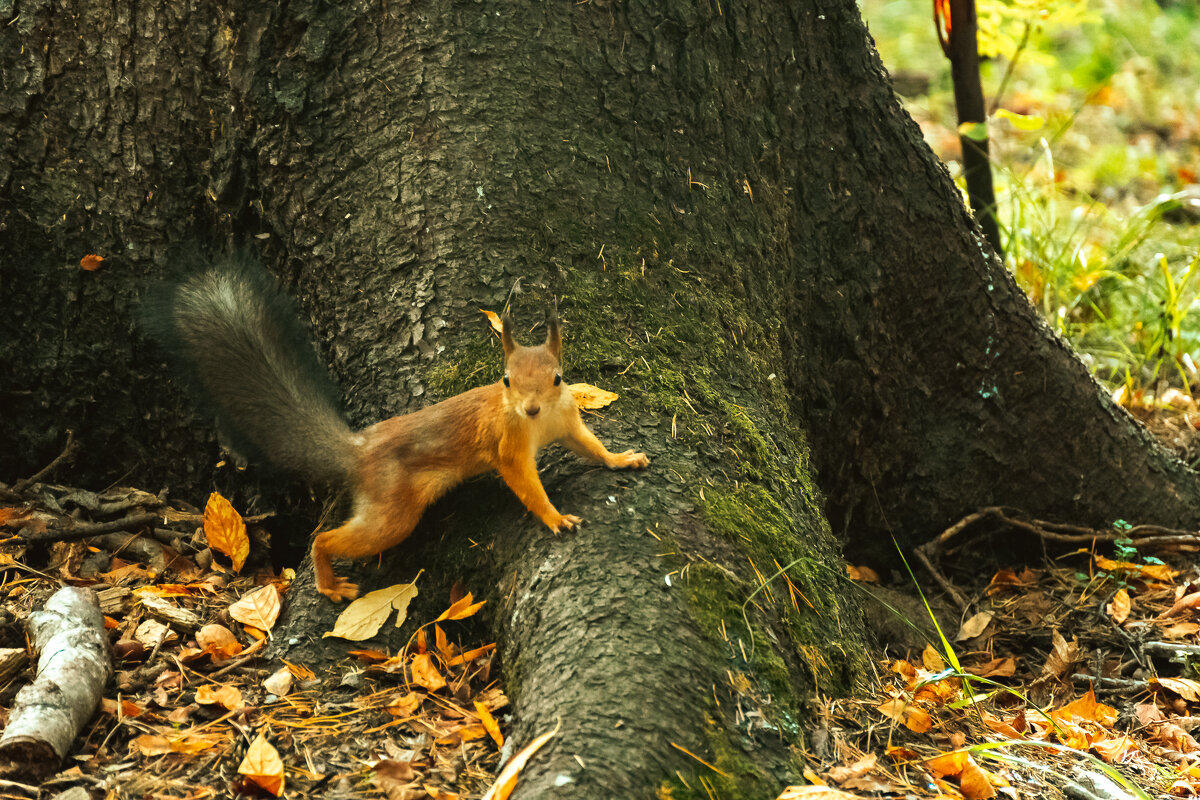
312,318,649,602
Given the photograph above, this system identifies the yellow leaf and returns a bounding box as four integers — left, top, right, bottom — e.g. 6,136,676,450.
994,107,1045,131
569,383,619,410
476,700,504,747
228,584,281,631
237,732,285,797
204,492,248,572
324,581,419,640
482,719,559,800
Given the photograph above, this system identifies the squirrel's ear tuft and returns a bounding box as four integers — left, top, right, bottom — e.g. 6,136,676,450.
501,316,517,356
545,316,561,360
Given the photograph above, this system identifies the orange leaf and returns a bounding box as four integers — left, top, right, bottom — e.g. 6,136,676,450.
195,683,243,711
924,750,969,777
436,593,486,622
229,584,282,631
481,309,503,335
1051,688,1117,727
435,623,454,661
1094,554,1175,584
446,642,496,666
411,652,446,691
476,700,504,747
959,758,996,799
237,732,285,796
204,492,248,572
80,254,105,271
386,691,423,717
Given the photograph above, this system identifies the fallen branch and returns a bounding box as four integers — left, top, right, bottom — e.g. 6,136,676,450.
0,587,111,777
916,507,1200,610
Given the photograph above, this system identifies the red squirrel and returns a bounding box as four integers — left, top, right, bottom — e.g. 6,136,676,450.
161,265,649,601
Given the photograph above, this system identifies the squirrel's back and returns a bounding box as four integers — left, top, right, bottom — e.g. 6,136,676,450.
149,260,354,486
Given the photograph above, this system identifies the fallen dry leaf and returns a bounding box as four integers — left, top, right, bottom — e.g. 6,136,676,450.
480,309,503,335
1095,554,1175,584
482,720,559,800
436,592,486,622
1107,588,1132,624
411,653,447,692
827,753,876,784
476,699,504,747
237,731,284,796
569,383,619,410
80,253,105,271
956,611,994,641
195,683,243,711
777,788,863,799
325,581,419,640
204,492,248,572
845,564,880,582
229,584,282,632
1154,676,1200,703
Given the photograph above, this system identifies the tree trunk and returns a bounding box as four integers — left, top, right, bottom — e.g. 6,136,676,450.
3,0,1198,796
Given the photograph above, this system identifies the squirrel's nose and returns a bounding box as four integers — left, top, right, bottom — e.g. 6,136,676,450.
526,403,540,417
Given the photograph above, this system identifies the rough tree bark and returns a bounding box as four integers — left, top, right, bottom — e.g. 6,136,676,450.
2,0,1198,797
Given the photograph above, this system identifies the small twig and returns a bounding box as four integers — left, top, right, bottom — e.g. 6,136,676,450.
913,540,970,611
10,430,77,496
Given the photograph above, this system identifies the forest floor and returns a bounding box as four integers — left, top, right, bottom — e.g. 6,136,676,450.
3,411,1200,799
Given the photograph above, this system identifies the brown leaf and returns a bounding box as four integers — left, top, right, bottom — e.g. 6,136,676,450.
1160,591,1200,620
1154,676,1200,703
827,753,876,785
204,492,248,572
965,657,1016,678
1041,630,1079,681
956,611,994,641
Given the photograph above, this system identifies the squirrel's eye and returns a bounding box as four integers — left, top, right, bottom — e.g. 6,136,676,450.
503,375,510,387
553,373,562,386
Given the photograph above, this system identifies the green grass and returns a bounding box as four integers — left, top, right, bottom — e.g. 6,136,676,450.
861,0,1200,394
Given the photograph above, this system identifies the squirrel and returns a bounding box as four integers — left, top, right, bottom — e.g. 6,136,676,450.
155,263,650,602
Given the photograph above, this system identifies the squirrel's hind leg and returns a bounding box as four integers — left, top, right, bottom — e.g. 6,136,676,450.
311,498,425,602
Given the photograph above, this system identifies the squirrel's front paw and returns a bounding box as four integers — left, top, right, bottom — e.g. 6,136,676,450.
547,513,583,533
319,577,360,603
608,449,650,469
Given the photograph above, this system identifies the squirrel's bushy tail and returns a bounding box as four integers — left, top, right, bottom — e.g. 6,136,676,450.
148,260,355,486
